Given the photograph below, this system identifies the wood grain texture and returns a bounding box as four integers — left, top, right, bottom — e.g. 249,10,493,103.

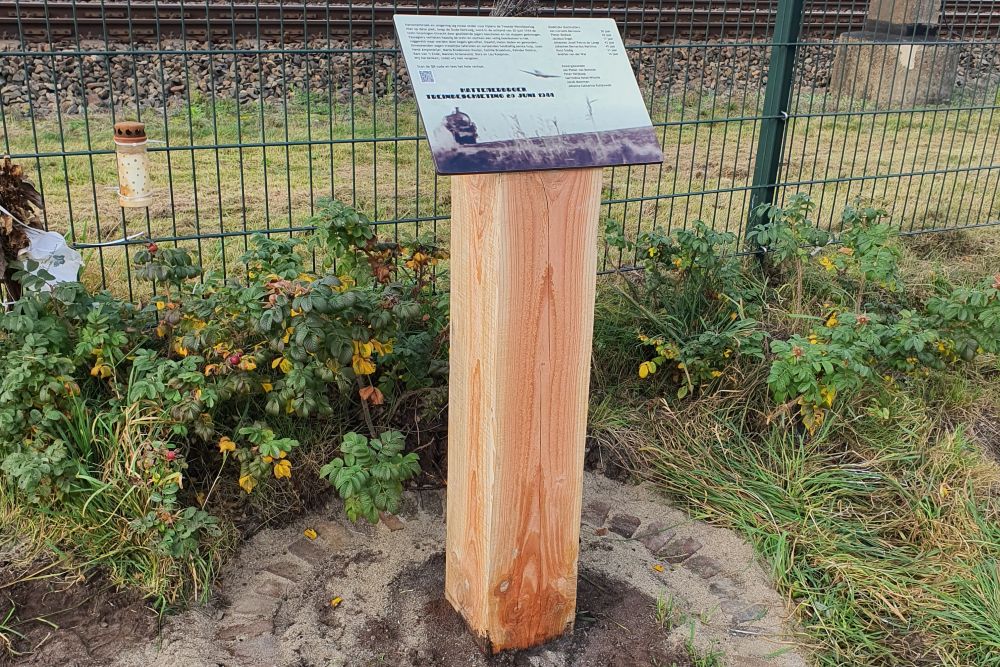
445,168,602,653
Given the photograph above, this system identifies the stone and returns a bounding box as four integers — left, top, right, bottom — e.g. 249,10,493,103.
287,537,327,565
830,36,960,106
636,521,674,554
216,619,274,641
256,573,292,599
709,578,739,598
263,559,310,584
731,603,769,625
684,554,722,579
419,489,444,517
581,500,611,527
594,527,609,536
608,513,641,538
226,594,279,617
229,635,279,663
379,512,405,531
867,0,940,26
310,519,352,550
658,536,703,563
398,491,420,519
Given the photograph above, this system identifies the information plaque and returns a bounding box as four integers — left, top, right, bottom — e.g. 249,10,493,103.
393,15,664,174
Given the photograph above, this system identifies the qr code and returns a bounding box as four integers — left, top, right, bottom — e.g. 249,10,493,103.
418,70,435,83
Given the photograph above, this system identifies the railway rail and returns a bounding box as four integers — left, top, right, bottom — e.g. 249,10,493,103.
2,0,998,43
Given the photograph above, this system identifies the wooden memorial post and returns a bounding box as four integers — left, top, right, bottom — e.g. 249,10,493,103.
394,14,662,653
445,168,602,650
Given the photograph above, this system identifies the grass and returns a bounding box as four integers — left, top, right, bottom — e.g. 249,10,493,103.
0,603,25,660
587,230,1000,666
2,90,998,297
0,397,235,611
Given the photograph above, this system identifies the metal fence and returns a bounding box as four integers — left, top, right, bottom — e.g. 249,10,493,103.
1,0,998,298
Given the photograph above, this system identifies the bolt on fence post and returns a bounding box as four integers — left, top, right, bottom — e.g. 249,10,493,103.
746,0,807,248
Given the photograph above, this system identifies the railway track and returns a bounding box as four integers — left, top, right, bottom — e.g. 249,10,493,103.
1,0,997,43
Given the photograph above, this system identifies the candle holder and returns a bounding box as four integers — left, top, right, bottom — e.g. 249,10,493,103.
113,121,154,208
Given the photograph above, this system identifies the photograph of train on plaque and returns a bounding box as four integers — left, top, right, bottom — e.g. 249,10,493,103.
393,15,664,174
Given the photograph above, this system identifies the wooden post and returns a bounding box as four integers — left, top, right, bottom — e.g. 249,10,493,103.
445,167,602,652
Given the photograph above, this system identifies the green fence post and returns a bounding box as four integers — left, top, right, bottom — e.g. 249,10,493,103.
746,0,807,245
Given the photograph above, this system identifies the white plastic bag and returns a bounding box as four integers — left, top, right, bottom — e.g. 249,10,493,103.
18,226,83,288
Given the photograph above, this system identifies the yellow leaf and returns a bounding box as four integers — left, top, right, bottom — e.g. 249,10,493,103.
304,528,318,540
371,339,394,356
939,483,950,498
352,340,374,358
352,355,376,376
262,381,274,393
279,358,293,374
155,301,165,311
239,474,256,494
330,596,343,608
218,437,236,453
638,362,651,379
240,357,257,371
262,455,273,463
273,458,292,480
652,564,665,573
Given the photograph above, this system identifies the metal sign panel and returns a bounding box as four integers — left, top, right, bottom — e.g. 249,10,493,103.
394,15,663,174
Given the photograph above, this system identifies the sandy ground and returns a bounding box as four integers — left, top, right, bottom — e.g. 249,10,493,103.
105,472,807,667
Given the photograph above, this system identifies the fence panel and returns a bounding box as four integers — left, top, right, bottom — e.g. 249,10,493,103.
0,0,997,297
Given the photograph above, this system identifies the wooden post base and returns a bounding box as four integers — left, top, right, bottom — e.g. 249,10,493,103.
445,168,602,653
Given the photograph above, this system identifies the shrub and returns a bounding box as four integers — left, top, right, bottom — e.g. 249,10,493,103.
0,199,448,601
319,431,421,524
605,218,766,398
750,193,829,314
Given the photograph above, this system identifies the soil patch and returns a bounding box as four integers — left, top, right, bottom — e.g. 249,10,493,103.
0,558,156,667
111,472,806,666
363,552,691,667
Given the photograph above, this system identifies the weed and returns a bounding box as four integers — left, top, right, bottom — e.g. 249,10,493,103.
684,621,725,667
655,592,680,631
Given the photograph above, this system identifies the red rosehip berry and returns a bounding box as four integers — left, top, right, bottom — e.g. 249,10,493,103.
147,242,159,254
228,353,242,366
164,450,177,461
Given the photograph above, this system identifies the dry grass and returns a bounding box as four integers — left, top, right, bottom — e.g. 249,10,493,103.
1,91,998,297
